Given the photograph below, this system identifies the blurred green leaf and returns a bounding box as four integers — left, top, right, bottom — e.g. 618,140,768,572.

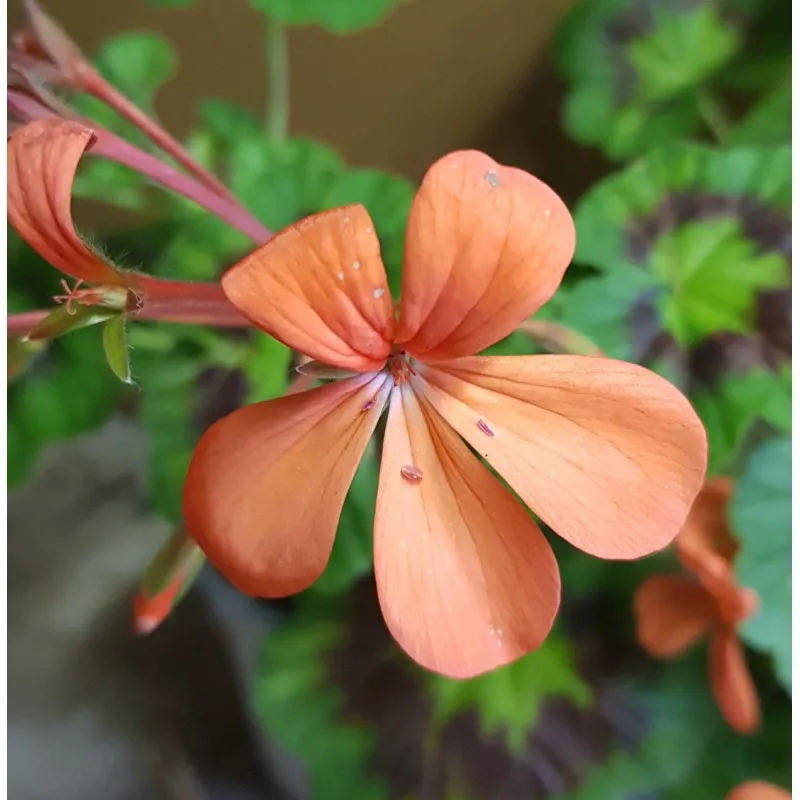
138,343,204,522
432,633,591,752
731,436,791,694
102,314,132,383
200,99,261,146
8,328,122,489
230,136,344,231
555,0,753,158
94,32,177,113
568,144,790,362
312,445,378,594
321,169,415,295
257,601,389,800
694,366,791,475
728,76,791,146
652,218,786,346
249,0,408,33
73,160,148,210
244,333,292,403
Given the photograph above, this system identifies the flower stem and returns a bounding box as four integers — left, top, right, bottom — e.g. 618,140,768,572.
8,310,48,336
89,126,272,243
133,277,252,327
265,16,290,141
81,67,235,199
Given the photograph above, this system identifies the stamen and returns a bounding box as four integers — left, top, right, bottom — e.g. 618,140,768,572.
53,279,104,315
477,419,494,437
400,465,423,483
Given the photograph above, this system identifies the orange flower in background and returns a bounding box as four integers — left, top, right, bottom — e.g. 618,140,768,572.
727,782,791,800
634,477,760,733
183,150,708,678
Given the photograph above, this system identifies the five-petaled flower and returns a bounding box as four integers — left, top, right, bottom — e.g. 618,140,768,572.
183,151,707,678
634,477,760,733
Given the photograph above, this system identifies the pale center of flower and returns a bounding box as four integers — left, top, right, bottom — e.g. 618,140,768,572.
386,350,418,385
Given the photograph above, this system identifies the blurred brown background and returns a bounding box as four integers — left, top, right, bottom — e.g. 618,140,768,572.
9,0,606,202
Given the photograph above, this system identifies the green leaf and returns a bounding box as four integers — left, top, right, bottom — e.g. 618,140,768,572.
73,159,148,210
249,0,409,33
651,218,786,346
244,333,292,403
570,144,790,361
555,0,753,159
102,314,132,383
199,99,261,146
256,602,390,800
431,633,591,752
694,366,791,475
730,437,791,693
729,76,791,146
229,136,344,231
8,328,122,488
94,32,177,112
138,350,202,522
26,303,119,342
312,445,378,594
321,169,415,295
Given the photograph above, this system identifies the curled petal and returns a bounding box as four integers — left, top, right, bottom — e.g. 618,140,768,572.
415,355,707,559
7,118,123,286
222,206,394,372
396,150,575,359
374,384,560,679
709,627,760,734
727,782,791,800
633,575,716,657
183,374,391,597
676,476,738,575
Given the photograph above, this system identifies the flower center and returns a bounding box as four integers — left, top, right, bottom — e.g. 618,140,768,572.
387,350,417,385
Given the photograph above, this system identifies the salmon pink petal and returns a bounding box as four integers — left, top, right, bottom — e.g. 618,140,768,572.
727,783,791,800
7,118,124,286
633,575,716,657
222,206,395,372
709,627,760,734
414,355,707,559
396,150,575,359
676,476,738,576
374,383,561,679
183,373,392,597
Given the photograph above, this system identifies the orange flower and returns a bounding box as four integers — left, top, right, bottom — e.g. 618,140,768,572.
728,782,791,800
183,151,708,678
634,477,760,733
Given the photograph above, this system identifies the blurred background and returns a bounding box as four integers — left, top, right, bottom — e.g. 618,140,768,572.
7,0,791,798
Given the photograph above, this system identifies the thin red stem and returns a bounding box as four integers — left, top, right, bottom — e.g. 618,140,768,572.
8,89,272,244
8,310,48,336
81,68,234,201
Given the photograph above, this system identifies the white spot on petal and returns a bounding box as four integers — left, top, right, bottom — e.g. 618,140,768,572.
337,271,345,280
352,260,361,270
372,287,385,300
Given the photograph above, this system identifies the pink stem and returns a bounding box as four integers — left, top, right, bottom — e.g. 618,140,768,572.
8,310,48,336
81,68,235,201
7,89,272,244
90,129,272,244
